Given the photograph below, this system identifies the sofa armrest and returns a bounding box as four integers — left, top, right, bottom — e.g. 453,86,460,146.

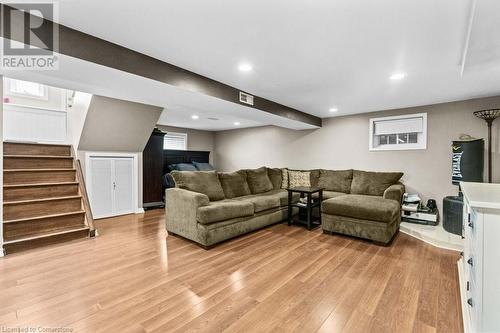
165,188,209,243
383,183,405,203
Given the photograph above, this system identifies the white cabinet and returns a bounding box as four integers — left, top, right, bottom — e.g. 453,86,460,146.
459,182,500,333
87,155,136,219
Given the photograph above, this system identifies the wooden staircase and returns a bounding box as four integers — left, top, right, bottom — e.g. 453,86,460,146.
2,142,96,254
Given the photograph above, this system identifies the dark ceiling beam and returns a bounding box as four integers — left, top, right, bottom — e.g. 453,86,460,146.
1,5,322,127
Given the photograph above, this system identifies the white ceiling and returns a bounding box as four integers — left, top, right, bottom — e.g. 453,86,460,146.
47,0,500,121
0,49,316,131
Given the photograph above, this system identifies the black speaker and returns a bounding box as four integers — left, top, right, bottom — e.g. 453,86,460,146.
443,196,463,236
452,139,484,185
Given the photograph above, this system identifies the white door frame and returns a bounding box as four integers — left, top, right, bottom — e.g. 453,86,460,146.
85,152,143,219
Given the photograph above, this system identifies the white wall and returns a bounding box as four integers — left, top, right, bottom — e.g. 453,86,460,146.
67,91,92,149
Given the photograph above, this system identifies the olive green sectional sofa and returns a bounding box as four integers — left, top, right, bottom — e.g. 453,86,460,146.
166,167,404,248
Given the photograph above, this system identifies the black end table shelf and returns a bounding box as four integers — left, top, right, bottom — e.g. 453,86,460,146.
287,186,323,230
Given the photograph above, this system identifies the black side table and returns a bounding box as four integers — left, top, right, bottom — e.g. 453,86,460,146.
287,186,323,230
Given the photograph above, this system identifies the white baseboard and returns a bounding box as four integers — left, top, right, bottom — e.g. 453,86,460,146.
135,208,145,214
0,247,5,257
400,222,463,251
457,259,470,333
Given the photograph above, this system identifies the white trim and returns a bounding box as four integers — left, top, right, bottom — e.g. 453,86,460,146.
369,112,427,151
460,0,477,76
85,151,140,219
458,259,472,333
3,103,67,113
135,208,145,214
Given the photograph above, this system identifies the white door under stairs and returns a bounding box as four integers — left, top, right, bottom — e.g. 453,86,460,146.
87,156,135,219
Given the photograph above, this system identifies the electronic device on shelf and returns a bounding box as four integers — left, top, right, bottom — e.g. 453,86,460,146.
402,199,439,225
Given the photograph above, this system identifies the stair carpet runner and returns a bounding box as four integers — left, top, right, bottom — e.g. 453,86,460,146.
2,142,91,253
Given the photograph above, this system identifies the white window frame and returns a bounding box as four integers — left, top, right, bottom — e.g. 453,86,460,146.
5,78,49,100
163,132,188,150
369,113,427,151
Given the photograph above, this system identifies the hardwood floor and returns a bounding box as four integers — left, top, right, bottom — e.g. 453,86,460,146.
0,210,463,333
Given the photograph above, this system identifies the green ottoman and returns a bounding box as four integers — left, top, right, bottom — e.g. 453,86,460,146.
321,194,401,245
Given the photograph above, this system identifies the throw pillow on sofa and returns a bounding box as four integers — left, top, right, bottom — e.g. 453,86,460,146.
281,168,289,188
350,170,403,196
318,169,353,193
192,161,215,171
267,167,282,190
171,163,197,171
245,167,274,194
218,171,251,198
288,170,311,188
171,170,225,201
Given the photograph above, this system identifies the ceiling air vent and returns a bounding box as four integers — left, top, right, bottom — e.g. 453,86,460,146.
239,92,254,106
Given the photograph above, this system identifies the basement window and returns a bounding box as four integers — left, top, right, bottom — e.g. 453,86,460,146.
6,78,48,100
164,132,187,150
369,113,427,151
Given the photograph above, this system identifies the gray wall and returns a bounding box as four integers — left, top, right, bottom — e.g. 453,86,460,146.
215,96,500,217
78,95,163,152
157,125,216,166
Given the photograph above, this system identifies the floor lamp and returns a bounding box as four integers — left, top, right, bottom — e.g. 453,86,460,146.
473,109,500,183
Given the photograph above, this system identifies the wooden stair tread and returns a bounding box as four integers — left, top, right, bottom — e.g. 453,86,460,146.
4,168,76,172
3,210,86,224
4,195,82,205
4,155,74,159
3,182,79,188
3,226,89,244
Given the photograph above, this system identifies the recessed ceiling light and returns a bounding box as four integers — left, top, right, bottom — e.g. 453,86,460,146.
390,72,406,80
238,63,253,72
329,108,338,112
191,115,199,120
234,122,241,126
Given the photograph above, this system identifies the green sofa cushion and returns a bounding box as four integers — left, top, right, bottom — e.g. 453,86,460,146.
171,170,225,201
350,170,403,196
218,171,251,199
267,168,282,190
234,195,280,213
245,167,274,194
318,169,353,193
322,195,400,223
313,191,348,200
197,199,254,224
262,189,300,206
